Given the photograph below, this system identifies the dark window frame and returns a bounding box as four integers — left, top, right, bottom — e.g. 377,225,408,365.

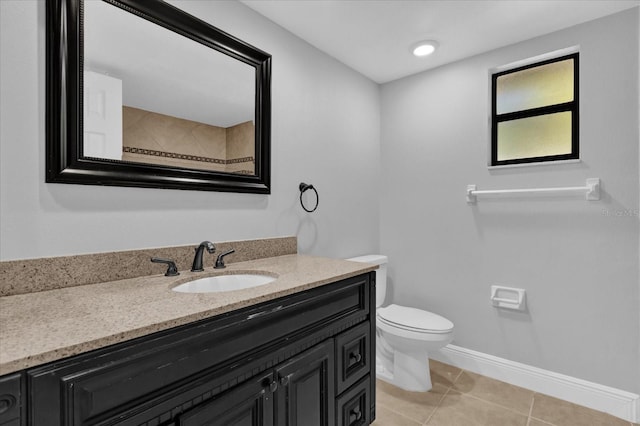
491,52,579,166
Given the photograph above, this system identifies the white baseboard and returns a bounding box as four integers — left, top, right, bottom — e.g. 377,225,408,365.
429,344,640,423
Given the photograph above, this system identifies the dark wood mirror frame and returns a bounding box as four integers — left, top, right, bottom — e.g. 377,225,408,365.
46,0,271,193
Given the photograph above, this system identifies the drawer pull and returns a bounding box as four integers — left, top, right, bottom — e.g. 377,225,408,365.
269,381,278,392
280,376,290,386
349,352,362,363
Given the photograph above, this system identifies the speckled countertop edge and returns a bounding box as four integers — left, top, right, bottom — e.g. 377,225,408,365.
0,254,376,376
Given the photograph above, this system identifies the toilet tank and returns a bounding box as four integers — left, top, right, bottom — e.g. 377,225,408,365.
346,255,387,308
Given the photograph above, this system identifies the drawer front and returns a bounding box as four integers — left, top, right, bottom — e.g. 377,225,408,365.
27,274,370,425
335,322,370,395
177,371,274,426
336,376,370,426
0,373,21,425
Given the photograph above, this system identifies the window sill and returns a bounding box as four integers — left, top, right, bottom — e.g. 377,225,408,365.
488,159,582,170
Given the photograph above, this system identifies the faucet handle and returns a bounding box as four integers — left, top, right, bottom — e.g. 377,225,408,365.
151,257,180,277
214,249,235,269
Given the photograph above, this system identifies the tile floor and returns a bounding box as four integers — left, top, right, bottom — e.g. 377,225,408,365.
374,360,638,426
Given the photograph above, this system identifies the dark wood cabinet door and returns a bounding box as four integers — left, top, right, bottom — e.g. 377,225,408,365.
0,373,22,426
274,340,335,426
177,371,274,426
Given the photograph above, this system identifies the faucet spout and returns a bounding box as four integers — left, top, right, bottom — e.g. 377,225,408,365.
191,241,216,272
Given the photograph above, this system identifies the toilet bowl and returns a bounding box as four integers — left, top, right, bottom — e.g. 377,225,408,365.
347,255,454,392
377,303,453,391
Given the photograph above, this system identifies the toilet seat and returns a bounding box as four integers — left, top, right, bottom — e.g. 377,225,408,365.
377,304,454,334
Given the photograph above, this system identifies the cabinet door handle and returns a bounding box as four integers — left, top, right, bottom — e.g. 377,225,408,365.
280,376,290,386
0,395,15,414
349,352,362,363
262,378,278,393
349,407,362,423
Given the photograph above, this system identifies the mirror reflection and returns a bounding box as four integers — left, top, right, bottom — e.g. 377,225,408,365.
83,0,256,175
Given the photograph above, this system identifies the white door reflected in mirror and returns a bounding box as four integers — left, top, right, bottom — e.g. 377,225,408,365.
83,71,123,160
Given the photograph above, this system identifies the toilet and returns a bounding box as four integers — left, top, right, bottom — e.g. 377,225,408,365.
347,255,454,392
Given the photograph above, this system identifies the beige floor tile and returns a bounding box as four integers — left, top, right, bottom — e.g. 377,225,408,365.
373,405,422,426
429,359,462,387
426,390,528,426
530,393,631,426
376,379,447,423
527,418,554,426
452,370,534,415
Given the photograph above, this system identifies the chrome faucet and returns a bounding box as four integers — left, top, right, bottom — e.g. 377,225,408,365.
191,241,216,272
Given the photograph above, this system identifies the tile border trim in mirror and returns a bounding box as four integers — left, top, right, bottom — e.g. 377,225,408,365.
0,236,296,297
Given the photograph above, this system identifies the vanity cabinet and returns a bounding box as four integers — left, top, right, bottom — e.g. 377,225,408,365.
4,272,375,426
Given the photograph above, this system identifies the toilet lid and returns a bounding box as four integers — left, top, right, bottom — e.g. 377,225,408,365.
377,304,454,334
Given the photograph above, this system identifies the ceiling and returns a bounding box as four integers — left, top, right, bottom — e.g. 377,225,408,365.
241,0,640,83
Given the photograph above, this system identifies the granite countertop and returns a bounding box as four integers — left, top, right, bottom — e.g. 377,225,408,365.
0,254,376,376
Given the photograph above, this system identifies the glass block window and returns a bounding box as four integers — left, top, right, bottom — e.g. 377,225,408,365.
491,53,579,166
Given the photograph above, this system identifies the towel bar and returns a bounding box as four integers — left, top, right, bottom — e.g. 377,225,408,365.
466,178,600,203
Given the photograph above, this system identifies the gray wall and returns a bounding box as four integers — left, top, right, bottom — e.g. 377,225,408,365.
380,8,639,393
0,0,380,260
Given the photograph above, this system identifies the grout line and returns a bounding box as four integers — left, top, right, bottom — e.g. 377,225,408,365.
452,367,464,384
376,379,444,425
527,394,557,426
451,390,533,420
529,417,556,426
526,392,536,426
527,399,558,426
457,365,540,418
382,405,424,426
423,386,452,425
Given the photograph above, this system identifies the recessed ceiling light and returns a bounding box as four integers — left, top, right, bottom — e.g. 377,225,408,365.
412,40,438,57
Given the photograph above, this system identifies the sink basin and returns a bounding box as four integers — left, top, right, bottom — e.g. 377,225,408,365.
172,273,276,293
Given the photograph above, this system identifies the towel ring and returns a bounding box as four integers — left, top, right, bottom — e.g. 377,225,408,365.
299,182,319,213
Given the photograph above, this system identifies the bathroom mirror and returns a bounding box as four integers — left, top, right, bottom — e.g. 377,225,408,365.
46,0,272,193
